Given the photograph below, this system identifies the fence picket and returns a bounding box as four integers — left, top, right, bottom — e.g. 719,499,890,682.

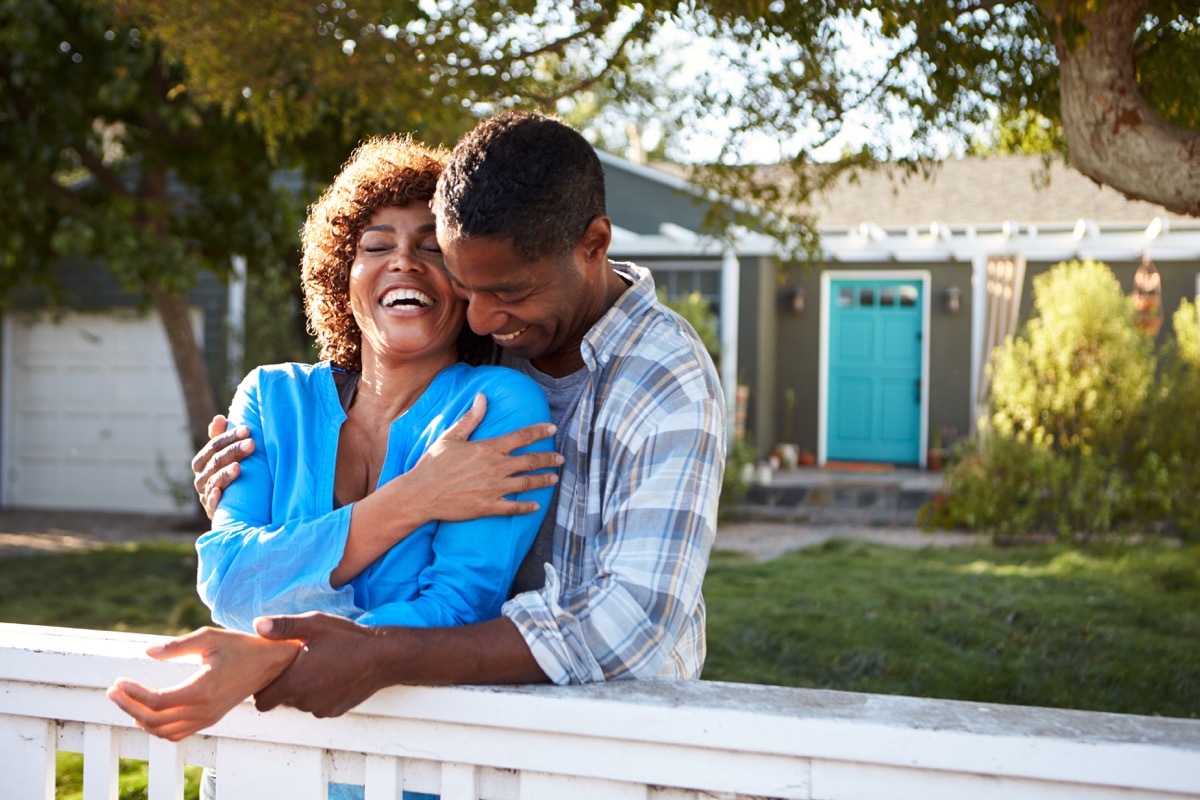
82,722,119,800
0,714,55,799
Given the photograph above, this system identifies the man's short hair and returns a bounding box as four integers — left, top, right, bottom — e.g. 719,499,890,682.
433,111,606,262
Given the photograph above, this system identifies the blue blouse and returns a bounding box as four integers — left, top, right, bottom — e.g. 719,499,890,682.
198,360,554,633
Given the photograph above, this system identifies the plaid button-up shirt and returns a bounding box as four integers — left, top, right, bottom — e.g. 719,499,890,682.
502,263,727,683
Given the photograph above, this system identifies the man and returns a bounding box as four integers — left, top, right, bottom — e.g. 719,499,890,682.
191,110,725,714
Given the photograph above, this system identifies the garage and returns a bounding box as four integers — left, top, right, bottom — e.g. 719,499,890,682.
2,310,198,512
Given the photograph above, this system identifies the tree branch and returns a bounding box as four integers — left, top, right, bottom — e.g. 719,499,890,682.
74,145,131,198
1049,0,1200,216
520,11,650,105
46,180,92,216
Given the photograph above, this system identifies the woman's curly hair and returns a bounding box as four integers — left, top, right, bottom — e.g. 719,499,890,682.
301,134,490,370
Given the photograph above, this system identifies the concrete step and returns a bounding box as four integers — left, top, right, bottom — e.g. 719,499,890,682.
728,467,943,527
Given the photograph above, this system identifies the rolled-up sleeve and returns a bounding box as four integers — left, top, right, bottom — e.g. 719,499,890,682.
502,394,725,684
199,369,360,633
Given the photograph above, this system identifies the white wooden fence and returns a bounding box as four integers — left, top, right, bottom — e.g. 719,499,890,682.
2,622,1199,799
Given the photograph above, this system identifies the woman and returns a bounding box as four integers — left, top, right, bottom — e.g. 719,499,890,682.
107,135,554,744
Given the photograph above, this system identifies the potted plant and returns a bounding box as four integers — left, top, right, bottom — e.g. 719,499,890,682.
927,425,955,471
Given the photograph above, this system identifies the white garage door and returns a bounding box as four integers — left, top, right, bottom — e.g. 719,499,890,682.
2,309,199,512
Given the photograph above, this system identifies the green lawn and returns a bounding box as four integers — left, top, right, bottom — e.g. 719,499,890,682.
703,539,1200,718
0,544,207,800
0,543,208,634
1,538,1197,798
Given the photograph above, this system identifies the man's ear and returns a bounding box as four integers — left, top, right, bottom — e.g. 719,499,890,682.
577,216,612,266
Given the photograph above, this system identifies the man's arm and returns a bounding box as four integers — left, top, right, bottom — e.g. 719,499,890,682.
253,614,548,717
252,389,725,713
503,394,726,684
193,393,561,523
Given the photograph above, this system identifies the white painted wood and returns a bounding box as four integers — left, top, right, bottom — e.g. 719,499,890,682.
364,753,403,800
215,738,327,800
477,766,519,800
2,624,1199,800
440,762,478,799
812,759,1183,800
83,722,119,800
520,771,647,800
147,736,184,800
0,713,55,799
1,309,199,512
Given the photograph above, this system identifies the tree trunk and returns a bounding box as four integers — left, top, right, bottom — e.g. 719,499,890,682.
1050,0,1200,217
149,278,218,453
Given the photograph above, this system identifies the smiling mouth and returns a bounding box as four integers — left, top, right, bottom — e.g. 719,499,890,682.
381,288,434,308
492,326,528,343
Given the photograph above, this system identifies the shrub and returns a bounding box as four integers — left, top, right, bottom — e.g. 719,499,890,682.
1145,299,1200,538
936,260,1170,539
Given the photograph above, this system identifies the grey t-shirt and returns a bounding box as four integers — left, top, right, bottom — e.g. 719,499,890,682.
501,351,589,595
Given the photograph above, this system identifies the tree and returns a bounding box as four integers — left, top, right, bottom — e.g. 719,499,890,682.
0,0,314,450
107,1,1200,250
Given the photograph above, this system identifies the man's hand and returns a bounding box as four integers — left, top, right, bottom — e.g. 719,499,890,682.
253,612,550,718
106,627,301,741
192,415,255,519
388,393,562,522
252,613,385,718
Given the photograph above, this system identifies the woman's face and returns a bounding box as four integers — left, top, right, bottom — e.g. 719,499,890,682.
349,203,466,368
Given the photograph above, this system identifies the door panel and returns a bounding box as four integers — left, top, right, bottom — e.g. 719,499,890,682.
828,278,923,463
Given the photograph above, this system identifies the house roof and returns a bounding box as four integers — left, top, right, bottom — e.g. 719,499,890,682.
808,155,1195,230
601,151,1200,262
630,153,1195,229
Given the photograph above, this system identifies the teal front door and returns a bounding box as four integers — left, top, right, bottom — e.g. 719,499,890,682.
827,278,924,464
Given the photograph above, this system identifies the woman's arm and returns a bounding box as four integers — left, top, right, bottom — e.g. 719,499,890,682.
330,392,559,586
106,628,300,741
351,371,556,628
199,367,362,632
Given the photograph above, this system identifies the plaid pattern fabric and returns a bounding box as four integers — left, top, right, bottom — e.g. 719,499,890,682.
502,263,727,683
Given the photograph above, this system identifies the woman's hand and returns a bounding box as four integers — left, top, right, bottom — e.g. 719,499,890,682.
332,393,561,586
106,627,301,741
396,392,562,521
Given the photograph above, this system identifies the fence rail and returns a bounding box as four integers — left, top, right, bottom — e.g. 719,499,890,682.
2,622,1199,799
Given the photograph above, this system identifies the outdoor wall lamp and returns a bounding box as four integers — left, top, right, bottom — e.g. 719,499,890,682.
942,286,961,314
784,286,805,314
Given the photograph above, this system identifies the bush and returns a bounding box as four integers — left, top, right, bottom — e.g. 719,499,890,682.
1146,299,1200,537
936,260,1175,539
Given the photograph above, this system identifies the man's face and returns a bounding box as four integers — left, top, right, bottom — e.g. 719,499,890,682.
437,233,592,368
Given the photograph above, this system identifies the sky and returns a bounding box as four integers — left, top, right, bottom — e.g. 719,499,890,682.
567,11,970,166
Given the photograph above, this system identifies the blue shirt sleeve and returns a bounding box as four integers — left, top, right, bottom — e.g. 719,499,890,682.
198,367,361,633
199,364,554,633
356,369,554,627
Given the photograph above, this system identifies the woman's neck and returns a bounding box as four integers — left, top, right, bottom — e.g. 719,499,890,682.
351,350,456,422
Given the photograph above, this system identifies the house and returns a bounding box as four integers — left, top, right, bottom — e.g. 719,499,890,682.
4,154,1198,512
0,261,232,512
601,153,1200,467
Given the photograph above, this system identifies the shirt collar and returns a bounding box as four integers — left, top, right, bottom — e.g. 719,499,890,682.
579,262,656,371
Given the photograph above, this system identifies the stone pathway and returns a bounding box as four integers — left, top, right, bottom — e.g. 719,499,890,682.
0,508,985,561
0,509,204,559
715,520,985,561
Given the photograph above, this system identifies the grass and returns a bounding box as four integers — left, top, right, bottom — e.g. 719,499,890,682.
0,543,209,634
702,539,1200,718
0,544,208,799
54,753,202,800
1,538,1197,797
